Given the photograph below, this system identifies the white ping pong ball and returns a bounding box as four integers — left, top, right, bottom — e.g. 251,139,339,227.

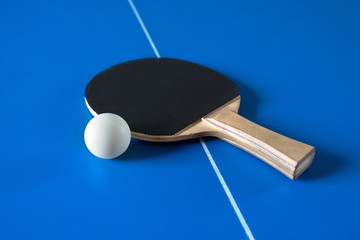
84,113,131,159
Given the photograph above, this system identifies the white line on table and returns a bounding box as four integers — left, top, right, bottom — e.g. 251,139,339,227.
128,0,160,58
200,139,255,240
128,1,255,239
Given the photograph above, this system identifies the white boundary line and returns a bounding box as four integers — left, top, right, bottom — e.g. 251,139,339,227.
128,1,255,239
200,139,255,240
128,0,160,58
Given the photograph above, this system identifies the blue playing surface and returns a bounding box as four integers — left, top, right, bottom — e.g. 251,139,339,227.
1,0,360,239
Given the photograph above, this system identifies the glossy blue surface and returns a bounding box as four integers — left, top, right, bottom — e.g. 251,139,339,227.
1,0,359,239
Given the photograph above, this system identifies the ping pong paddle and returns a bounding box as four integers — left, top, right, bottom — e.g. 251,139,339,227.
85,58,315,179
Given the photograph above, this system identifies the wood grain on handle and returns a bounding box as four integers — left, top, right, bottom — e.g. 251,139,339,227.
203,108,315,179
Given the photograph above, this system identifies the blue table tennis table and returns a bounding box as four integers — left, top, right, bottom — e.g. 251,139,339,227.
1,0,360,239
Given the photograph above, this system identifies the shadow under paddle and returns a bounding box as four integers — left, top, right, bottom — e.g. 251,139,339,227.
299,147,348,181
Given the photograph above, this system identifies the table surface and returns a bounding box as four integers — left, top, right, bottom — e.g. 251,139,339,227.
1,0,360,239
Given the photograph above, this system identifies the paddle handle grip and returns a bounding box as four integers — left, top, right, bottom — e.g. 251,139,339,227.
204,109,315,179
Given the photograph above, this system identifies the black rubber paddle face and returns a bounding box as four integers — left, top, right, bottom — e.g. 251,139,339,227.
85,58,239,136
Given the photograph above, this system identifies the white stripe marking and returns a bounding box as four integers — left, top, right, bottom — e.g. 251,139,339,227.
128,1,254,239
200,138,255,240
128,0,160,58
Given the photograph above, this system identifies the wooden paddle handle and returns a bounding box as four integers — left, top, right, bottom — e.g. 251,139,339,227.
203,109,315,179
